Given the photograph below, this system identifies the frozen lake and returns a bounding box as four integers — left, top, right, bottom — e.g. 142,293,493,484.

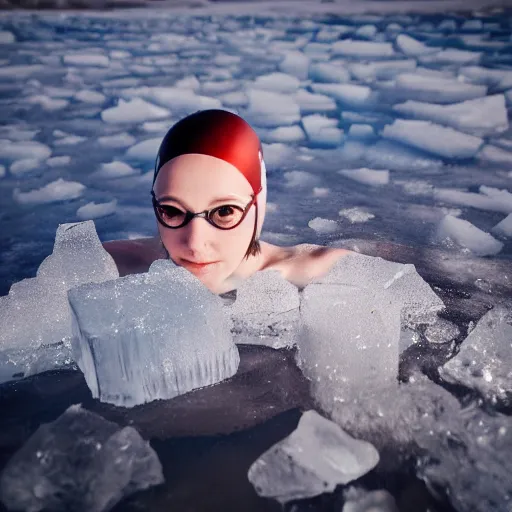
0,3,512,512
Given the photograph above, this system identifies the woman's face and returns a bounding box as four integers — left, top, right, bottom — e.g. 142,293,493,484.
153,153,256,293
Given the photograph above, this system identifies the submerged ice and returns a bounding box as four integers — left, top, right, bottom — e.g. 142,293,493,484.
0,405,163,512
69,259,239,407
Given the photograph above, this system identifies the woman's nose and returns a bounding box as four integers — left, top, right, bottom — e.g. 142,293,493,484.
180,217,214,254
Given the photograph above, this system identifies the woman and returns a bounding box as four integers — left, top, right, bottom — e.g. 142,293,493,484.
103,109,351,294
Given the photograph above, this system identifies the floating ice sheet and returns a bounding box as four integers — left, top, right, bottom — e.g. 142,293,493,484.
0,405,163,512
383,119,483,159
69,260,239,407
441,307,512,405
248,410,379,503
101,98,169,124
437,215,503,256
226,270,300,349
393,95,508,137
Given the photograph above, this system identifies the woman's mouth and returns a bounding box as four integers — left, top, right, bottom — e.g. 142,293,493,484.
180,259,220,273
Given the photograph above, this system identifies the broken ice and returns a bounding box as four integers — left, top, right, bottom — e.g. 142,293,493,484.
226,270,300,349
248,410,379,503
0,405,163,512
0,221,118,383
441,306,512,406
68,259,239,407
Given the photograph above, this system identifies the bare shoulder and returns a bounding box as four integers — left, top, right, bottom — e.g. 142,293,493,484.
102,236,165,277
259,241,352,288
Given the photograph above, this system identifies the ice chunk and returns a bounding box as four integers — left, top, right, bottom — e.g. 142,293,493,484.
393,74,487,104
347,124,374,140
342,488,398,512
77,200,117,221
278,51,310,80
13,178,85,205
0,222,118,383
365,140,442,172
125,137,161,160
98,132,136,148
75,90,106,104
0,31,15,43
248,410,379,503
434,186,512,215
9,158,40,176
425,318,460,344
226,270,299,349
253,72,300,93
220,90,248,108
264,125,305,143
294,89,336,113
47,155,71,167
63,53,110,67
298,283,401,410
461,19,483,31
53,135,87,146
332,40,395,59
311,83,374,108
0,405,163,512
68,260,238,407
308,217,338,233
393,95,508,137
349,59,416,82
492,214,512,237
478,144,512,165
437,215,503,256
416,405,512,512
302,114,343,147
421,49,481,65
339,207,375,223
309,62,351,83
355,24,377,39
441,307,512,405
284,170,319,188
27,94,68,111
339,168,389,186
0,165,5,178
92,160,138,179
459,66,512,90
0,64,44,79
382,120,483,159
261,142,295,168
0,139,51,162
101,98,169,124
395,34,437,57
245,89,300,128
438,19,458,31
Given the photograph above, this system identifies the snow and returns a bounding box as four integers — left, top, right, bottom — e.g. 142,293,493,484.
13,178,85,205
437,215,503,256
382,119,483,159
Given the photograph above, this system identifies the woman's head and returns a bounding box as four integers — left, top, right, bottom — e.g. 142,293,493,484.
152,110,266,292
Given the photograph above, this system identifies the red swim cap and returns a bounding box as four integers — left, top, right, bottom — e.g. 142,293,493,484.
154,109,263,195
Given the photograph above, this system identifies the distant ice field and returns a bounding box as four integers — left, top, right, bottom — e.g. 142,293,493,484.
0,7,511,295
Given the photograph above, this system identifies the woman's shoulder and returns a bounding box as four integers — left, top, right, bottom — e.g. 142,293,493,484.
259,241,352,288
102,236,165,277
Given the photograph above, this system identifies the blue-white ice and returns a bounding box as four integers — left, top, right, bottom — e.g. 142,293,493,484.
69,259,239,407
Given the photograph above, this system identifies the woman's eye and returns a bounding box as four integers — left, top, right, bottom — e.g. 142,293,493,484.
217,206,235,217
160,206,183,219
